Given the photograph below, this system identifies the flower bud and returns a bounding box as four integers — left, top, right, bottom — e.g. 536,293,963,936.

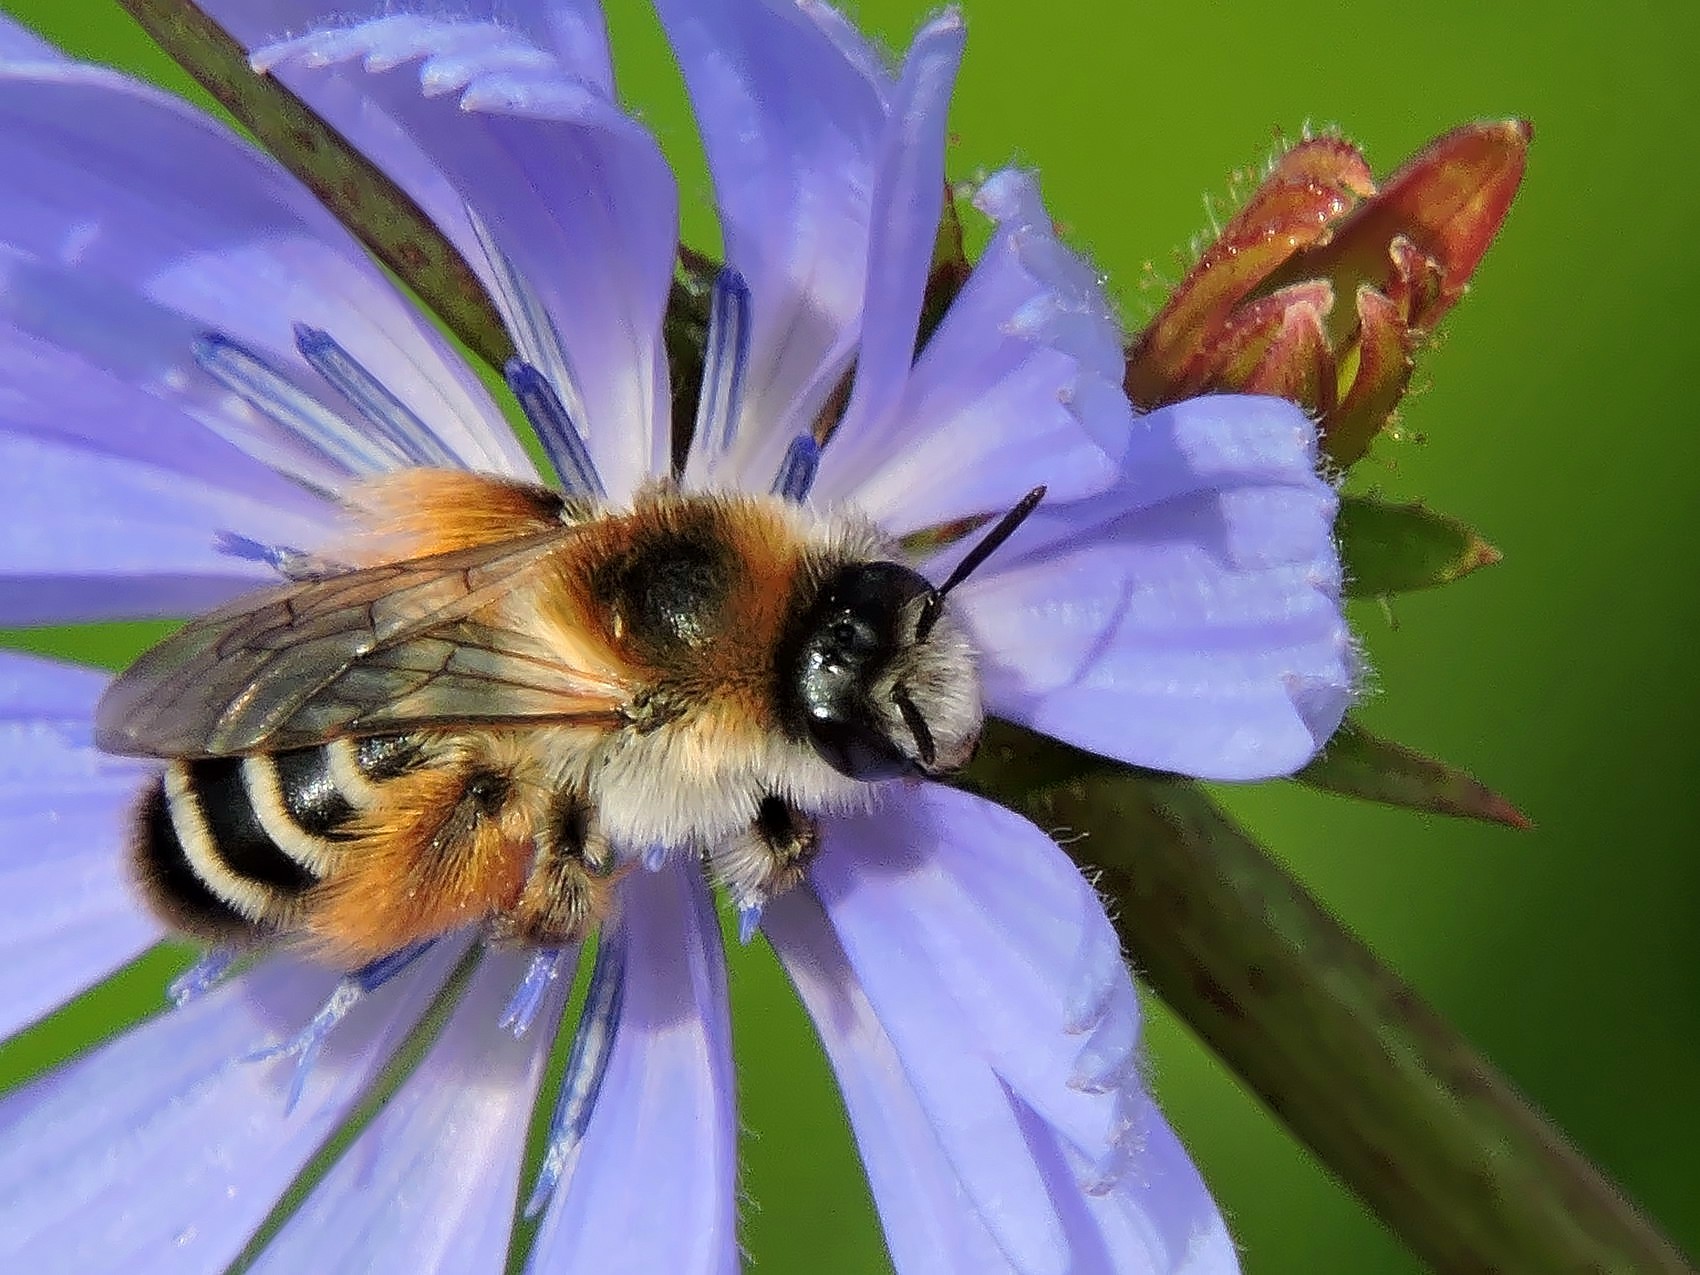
1125,121,1531,465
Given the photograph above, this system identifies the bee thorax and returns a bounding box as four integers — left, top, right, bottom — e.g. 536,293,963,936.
575,717,869,855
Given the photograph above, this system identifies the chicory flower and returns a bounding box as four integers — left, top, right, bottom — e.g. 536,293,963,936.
0,3,1353,1272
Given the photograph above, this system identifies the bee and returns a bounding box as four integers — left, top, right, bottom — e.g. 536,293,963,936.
95,468,1044,968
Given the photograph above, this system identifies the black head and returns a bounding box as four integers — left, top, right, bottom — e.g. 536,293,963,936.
777,486,1047,782
779,561,938,781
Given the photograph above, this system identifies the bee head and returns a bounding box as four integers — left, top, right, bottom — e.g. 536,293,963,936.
781,560,982,781
780,487,1044,783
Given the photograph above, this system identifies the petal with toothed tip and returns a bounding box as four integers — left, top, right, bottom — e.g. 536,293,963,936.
781,786,1193,1275
659,0,893,489
237,12,674,501
0,60,523,483
0,942,462,1274
1012,1094,1241,1275
814,169,1127,532
948,395,1354,780
825,13,965,453
766,887,1019,1274
0,654,161,1045
200,2,617,136
827,789,1233,1271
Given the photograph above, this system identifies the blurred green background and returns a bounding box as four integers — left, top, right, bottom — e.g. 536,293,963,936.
1,1,1695,1271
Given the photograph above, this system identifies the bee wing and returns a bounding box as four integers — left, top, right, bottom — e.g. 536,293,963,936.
95,529,629,758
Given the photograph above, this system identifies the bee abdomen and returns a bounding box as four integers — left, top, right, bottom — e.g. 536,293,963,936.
132,781,258,943
131,744,385,943
271,745,358,837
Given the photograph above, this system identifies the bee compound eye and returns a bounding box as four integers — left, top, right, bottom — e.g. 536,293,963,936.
802,711,914,782
831,613,885,654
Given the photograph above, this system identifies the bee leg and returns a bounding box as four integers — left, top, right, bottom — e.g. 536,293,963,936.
710,796,820,941
495,791,621,949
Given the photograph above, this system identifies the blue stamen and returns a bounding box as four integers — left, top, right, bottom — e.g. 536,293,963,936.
737,903,765,946
292,323,459,468
193,331,405,477
466,205,591,435
695,269,752,457
772,433,821,503
641,844,668,873
351,941,436,991
505,360,607,500
499,947,576,1039
244,940,434,1113
168,949,237,1007
212,530,325,580
524,935,627,1218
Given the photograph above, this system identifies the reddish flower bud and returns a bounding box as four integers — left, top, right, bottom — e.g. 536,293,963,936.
1126,121,1531,465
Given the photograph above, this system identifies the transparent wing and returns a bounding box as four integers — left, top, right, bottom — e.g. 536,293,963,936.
95,530,629,758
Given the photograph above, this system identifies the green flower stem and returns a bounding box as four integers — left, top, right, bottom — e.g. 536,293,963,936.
115,0,516,374
962,720,1695,1275
129,3,1697,1268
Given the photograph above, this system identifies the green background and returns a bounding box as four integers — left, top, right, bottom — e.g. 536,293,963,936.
1,1,1696,1271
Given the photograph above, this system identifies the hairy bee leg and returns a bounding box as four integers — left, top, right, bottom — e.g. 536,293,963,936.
497,851,614,949
302,760,526,967
495,793,621,950
710,796,820,942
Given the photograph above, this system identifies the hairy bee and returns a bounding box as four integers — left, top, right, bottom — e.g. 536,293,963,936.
96,468,1041,967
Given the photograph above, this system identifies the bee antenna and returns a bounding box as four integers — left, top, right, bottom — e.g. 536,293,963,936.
916,485,1046,639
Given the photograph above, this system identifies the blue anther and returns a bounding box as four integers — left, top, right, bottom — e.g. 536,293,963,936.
351,941,435,992
737,903,765,946
696,269,752,457
500,947,576,1039
524,935,627,1218
772,433,822,503
168,949,237,1007
193,331,403,477
506,360,608,501
244,940,434,1113
292,323,459,467
212,531,324,580
466,204,593,451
